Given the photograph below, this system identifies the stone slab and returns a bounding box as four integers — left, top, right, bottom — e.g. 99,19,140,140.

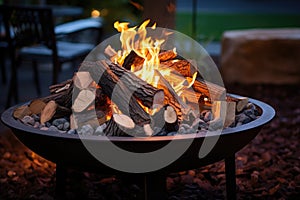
220,28,300,84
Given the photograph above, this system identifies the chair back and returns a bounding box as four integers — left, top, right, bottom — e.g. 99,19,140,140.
1,5,57,54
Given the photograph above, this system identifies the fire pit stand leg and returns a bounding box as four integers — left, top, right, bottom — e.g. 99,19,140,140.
143,173,167,200
119,173,167,199
225,154,236,200
55,164,67,199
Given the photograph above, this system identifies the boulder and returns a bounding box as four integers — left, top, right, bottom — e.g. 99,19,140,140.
221,28,300,84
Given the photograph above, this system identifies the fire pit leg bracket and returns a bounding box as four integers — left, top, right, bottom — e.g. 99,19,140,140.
225,154,236,200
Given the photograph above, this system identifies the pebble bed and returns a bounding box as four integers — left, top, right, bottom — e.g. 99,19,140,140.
19,102,260,136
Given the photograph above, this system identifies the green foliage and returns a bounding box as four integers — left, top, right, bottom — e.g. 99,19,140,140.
176,12,300,41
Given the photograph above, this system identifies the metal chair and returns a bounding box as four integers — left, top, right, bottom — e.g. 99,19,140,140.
2,5,101,107
0,11,7,85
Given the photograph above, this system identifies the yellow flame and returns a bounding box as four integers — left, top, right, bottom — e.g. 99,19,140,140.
114,20,166,85
113,20,199,111
111,102,122,114
188,72,198,88
151,23,156,29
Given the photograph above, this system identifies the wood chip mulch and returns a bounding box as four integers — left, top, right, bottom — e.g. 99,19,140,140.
0,84,299,199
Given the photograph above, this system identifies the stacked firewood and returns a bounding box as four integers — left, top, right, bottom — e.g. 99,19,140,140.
13,50,252,137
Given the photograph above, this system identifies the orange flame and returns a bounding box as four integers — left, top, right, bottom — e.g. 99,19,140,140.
114,20,169,82
113,20,197,111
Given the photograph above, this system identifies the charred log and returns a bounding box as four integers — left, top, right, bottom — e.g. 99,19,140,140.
122,50,145,70
109,62,164,109
42,81,74,109
79,61,151,126
49,79,72,94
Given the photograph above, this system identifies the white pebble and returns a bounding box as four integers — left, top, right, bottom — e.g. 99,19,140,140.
21,115,35,126
95,123,107,135
48,125,59,132
40,127,49,131
78,124,94,136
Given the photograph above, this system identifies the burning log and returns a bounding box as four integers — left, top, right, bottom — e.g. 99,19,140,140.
187,77,226,101
154,69,183,121
95,88,112,117
122,50,145,70
198,94,212,111
108,62,165,109
161,59,194,77
121,49,177,72
181,88,201,106
166,71,189,86
158,50,177,62
79,61,151,126
118,49,177,72
104,114,135,136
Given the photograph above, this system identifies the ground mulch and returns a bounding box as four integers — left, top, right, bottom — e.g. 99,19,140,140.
0,84,299,199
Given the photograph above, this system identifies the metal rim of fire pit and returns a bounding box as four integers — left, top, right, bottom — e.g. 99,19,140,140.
1,94,275,200
1,94,275,142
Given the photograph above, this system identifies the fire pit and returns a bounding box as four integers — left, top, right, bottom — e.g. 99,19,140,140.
1,96,274,199
1,20,276,199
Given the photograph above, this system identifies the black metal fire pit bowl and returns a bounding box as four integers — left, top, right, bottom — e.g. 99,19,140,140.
1,95,275,200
